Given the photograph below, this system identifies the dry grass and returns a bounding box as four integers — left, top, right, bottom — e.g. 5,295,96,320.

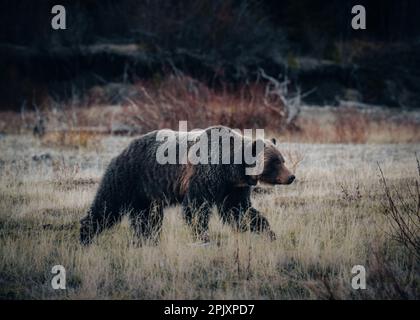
281,106,420,144
40,129,105,149
0,135,419,299
2,105,419,146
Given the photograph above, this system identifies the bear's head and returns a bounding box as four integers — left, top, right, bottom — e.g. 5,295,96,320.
245,138,295,186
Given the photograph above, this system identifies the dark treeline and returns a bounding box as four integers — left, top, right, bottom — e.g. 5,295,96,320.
2,1,419,47
1,0,420,109
266,0,420,46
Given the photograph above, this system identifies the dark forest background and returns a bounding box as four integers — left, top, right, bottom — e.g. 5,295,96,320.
1,0,420,111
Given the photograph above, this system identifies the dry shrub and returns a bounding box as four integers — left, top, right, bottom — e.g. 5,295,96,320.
303,276,346,300
304,246,419,300
378,158,420,262
285,117,326,143
370,117,420,144
358,157,420,299
114,74,288,132
3,78,420,144
334,107,369,143
365,246,419,299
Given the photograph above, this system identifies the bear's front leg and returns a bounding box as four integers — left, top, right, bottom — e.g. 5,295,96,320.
182,197,211,243
218,187,276,241
245,207,277,241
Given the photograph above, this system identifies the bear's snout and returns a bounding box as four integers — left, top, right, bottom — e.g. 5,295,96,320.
273,165,295,185
275,174,295,185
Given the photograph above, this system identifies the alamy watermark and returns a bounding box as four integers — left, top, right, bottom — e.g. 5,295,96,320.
351,265,366,290
51,265,66,289
51,5,66,30
155,122,267,176
50,5,367,32
352,5,366,30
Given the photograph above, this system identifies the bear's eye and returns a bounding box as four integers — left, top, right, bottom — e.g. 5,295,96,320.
271,159,281,166
266,159,280,171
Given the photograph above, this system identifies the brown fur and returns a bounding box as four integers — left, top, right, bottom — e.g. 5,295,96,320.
178,163,194,197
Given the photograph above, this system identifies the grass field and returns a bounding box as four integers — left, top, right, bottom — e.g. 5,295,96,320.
0,134,419,299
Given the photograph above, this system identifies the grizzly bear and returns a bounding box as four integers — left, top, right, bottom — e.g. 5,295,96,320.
80,126,295,245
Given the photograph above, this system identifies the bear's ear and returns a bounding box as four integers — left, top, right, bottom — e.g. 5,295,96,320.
271,138,277,145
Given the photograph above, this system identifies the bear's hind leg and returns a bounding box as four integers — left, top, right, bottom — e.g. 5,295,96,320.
182,198,211,243
129,201,164,245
